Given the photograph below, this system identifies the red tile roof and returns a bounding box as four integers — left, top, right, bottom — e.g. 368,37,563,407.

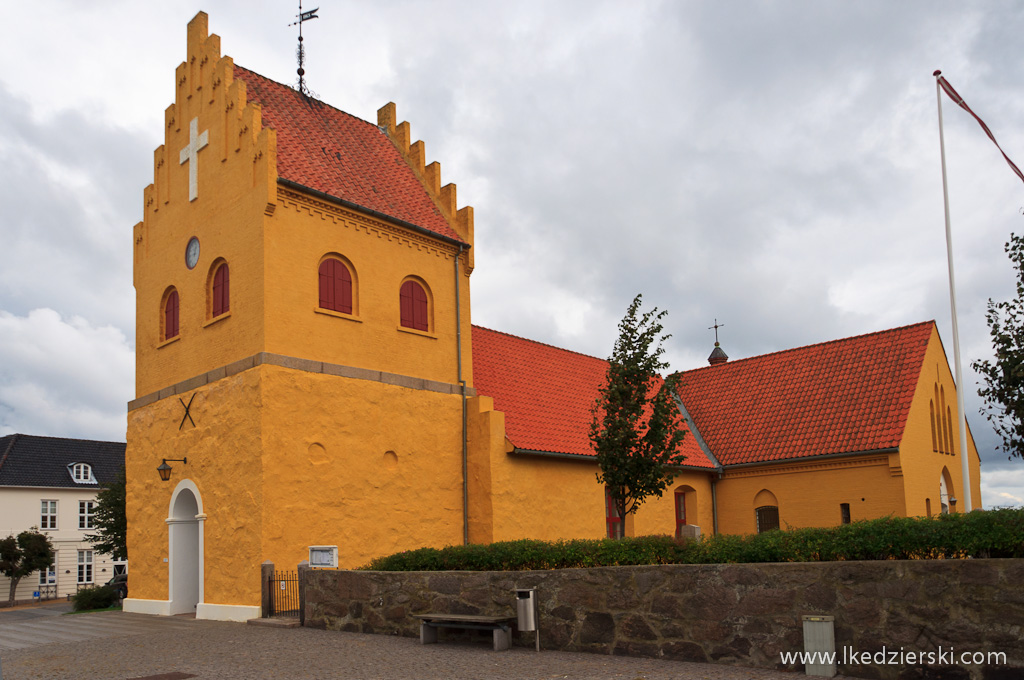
674,321,935,466
472,325,714,468
233,66,463,244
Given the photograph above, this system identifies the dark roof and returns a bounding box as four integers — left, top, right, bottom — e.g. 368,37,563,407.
232,65,464,244
0,434,125,488
674,321,935,466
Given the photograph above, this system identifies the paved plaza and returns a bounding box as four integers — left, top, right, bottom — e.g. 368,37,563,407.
0,605,842,680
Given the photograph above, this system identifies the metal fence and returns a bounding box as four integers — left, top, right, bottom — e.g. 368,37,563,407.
269,570,300,618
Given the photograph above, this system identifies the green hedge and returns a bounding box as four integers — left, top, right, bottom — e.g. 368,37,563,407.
71,585,120,611
361,508,1024,571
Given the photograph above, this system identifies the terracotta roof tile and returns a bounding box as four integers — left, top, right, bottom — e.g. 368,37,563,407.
472,326,713,468
674,321,935,466
233,66,463,244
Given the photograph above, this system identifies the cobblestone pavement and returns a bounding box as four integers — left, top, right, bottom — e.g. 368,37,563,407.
0,611,852,680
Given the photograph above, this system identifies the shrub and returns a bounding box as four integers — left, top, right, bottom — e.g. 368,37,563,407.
360,508,1024,571
71,585,120,611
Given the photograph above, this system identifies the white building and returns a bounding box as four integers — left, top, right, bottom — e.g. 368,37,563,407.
0,434,126,604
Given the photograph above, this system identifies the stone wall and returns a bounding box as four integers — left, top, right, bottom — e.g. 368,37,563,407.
304,560,1024,679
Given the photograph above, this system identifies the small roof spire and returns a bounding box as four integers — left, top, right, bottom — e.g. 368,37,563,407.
708,319,729,365
290,2,320,97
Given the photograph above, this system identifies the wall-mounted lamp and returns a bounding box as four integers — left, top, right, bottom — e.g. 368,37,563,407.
157,458,187,482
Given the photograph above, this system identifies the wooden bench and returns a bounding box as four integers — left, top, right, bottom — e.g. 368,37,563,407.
413,613,517,651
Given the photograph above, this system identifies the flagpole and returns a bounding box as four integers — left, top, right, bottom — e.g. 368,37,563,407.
934,70,973,512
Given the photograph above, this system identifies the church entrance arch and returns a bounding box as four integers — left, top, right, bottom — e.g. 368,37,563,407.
939,467,956,514
168,480,205,615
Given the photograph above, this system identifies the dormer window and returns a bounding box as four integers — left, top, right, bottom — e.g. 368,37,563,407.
68,462,97,484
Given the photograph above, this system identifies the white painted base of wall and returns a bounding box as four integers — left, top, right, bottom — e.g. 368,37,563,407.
196,602,261,622
123,598,171,616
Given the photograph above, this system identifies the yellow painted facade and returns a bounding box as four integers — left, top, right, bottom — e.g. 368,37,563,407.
125,13,983,621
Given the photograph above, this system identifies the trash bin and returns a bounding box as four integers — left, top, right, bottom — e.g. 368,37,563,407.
801,615,836,677
516,588,536,631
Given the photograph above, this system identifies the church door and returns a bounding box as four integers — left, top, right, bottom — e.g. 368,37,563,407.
168,485,202,614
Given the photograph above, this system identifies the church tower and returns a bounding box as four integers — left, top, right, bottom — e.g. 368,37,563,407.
126,13,477,620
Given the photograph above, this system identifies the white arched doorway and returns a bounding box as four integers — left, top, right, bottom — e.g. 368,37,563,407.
167,480,205,615
939,467,956,515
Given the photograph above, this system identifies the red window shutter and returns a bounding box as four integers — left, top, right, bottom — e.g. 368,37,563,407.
320,259,353,314
213,263,230,316
319,260,334,310
675,492,686,537
400,281,415,328
412,283,428,331
337,263,352,314
165,290,179,340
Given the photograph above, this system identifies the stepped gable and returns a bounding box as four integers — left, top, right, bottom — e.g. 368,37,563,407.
472,325,714,468
232,66,466,245
0,434,125,488
674,321,935,466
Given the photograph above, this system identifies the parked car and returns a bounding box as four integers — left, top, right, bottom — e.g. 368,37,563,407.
105,573,128,599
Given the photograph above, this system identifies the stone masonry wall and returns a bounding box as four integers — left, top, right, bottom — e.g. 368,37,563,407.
303,560,1024,680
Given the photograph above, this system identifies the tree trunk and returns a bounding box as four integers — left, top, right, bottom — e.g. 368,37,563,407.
8,575,21,607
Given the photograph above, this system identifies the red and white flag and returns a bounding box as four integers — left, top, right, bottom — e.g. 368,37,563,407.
934,70,1024,185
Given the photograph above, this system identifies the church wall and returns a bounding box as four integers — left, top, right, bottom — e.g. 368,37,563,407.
481,444,715,542
634,472,715,537
466,396,502,545
126,366,265,607
899,327,983,515
257,365,466,570
714,456,904,534
261,189,473,389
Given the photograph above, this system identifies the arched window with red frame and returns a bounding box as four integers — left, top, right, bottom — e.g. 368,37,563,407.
399,279,428,331
319,258,353,314
212,262,230,317
162,288,179,341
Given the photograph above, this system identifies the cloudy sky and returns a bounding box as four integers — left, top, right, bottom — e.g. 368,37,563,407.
1,1,1023,508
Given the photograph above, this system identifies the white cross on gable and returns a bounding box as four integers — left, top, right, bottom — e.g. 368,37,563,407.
179,117,209,202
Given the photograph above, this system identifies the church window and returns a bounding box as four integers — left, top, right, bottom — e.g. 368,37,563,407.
674,490,687,538
399,279,429,331
318,258,353,314
929,400,938,452
755,505,780,533
840,503,851,525
162,288,179,341
946,406,955,455
210,260,230,318
605,487,623,539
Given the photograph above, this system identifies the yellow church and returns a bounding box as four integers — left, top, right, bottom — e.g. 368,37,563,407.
124,13,982,621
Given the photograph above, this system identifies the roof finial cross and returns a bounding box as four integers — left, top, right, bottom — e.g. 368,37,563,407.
709,319,725,346
290,1,320,96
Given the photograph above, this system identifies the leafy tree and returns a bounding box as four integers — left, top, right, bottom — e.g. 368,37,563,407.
973,233,1024,461
0,529,55,606
590,294,687,537
87,467,127,560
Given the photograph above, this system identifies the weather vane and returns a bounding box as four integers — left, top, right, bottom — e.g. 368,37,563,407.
290,1,320,96
709,319,725,346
